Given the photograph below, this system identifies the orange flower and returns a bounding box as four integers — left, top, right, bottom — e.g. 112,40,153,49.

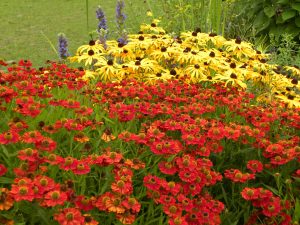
122,197,141,213
34,137,57,152
21,130,44,143
72,161,91,175
101,128,116,142
116,212,136,224
17,148,39,162
33,175,56,193
0,216,14,225
111,180,133,195
42,189,68,207
241,187,259,201
54,207,85,225
10,185,34,202
42,124,60,134
246,160,263,173
74,196,95,211
0,130,20,144
105,196,126,214
74,132,90,143
83,214,98,225
0,188,14,210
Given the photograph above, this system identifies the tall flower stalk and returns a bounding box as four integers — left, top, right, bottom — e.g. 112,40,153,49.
116,0,128,45
57,33,70,60
96,6,108,49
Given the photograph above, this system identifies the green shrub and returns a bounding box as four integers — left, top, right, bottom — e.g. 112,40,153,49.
240,0,300,43
269,33,300,67
147,0,228,36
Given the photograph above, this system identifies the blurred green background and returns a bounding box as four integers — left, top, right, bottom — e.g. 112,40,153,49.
0,0,155,66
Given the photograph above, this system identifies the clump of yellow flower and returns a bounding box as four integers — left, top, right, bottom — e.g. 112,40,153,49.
70,19,300,108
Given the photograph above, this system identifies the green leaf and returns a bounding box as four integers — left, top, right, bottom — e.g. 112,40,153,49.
263,184,279,195
296,17,300,27
284,24,300,37
282,10,297,21
277,0,289,3
293,176,300,182
269,24,284,41
294,199,300,221
291,3,300,11
0,177,13,184
253,11,271,32
276,15,285,24
264,6,276,18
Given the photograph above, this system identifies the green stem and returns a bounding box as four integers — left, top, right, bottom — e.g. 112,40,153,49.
86,0,89,32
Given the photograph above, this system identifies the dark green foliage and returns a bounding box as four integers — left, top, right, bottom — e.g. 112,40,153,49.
240,0,300,43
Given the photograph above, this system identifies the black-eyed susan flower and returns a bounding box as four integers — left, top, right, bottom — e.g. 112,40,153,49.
81,70,97,81
70,50,105,66
94,58,121,82
144,70,172,84
150,46,175,61
76,40,105,55
129,34,153,50
275,93,300,108
285,65,300,78
214,71,247,89
108,42,135,61
124,58,158,74
184,63,207,82
224,37,256,59
140,19,166,34
206,33,227,48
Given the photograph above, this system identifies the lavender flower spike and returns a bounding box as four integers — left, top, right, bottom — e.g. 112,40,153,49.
96,6,108,48
116,0,128,45
57,33,70,59
96,6,107,32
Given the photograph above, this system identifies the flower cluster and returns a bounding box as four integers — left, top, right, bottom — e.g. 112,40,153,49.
70,20,300,108
241,187,292,224
0,54,299,225
100,79,299,224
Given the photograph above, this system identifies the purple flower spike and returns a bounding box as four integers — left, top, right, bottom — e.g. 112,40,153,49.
96,6,108,48
96,6,107,32
58,33,70,59
116,0,128,45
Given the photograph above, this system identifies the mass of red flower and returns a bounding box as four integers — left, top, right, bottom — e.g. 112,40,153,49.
0,60,299,225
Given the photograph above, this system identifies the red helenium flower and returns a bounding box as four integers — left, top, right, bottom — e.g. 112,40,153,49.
0,164,7,176
54,207,85,225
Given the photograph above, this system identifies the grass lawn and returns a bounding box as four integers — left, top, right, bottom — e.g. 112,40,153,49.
0,0,158,66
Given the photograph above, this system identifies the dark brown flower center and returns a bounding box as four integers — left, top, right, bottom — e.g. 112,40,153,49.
89,40,95,46
209,52,215,57
291,79,298,85
161,47,167,52
170,69,177,75
107,59,114,65
235,36,242,44
88,50,94,56
230,73,238,79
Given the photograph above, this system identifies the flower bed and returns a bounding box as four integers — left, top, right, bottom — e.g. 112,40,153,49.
0,56,299,224
70,19,300,108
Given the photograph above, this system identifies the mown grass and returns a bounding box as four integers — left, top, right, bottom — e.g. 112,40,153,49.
0,0,157,66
